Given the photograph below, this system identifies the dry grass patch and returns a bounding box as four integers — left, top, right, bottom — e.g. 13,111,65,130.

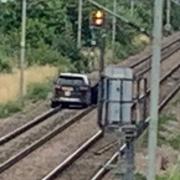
0,65,57,103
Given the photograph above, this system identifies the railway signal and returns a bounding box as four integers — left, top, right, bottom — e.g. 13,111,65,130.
89,10,106,113
90,10,106,27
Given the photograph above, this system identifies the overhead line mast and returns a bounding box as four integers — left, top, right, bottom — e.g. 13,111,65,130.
147,0,163,179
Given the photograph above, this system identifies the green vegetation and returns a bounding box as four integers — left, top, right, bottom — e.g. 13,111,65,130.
25,82,52,102
159,114,176,127
158,114,180,150
0,81,52,118
135,166,180,180
158,114,177,138
135,173,146,180
135,170,180,180
168,135,180,150
157,162,180,180
0,53,12,73
139,114,178,148
172,97,180,107
0,101,22,118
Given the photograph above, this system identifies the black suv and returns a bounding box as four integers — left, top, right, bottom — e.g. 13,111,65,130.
51,73,91,107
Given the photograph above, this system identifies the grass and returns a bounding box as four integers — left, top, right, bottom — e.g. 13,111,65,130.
0,64,58,118
138,114,176,148
135,165,180,180
158,114,179,150
138,113,178,149
0,101,22,118
168,135,180,150
0,80,53,118
135,173,146,180
158,114,177,146
159,114,176,126
25,81,52,102
157,160,180,180
172,97,180,107
0,65,57,103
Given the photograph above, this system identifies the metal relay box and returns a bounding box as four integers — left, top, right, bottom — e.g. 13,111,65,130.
102,66,133,129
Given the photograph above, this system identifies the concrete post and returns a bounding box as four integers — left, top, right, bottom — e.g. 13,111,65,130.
20,0,27,101
147,0,163,179
112,0,117,61
77,0,83,49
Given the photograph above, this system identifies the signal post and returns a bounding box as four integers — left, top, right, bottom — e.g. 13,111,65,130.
89,10,106,126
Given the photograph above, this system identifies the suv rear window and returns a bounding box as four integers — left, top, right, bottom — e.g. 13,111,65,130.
56,76,85,86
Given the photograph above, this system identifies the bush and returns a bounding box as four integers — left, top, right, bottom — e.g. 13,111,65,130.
27,42,75,72
56,56,75,73
135,173,146,180
114,42,130,60
168,135,180,150
0,53,12,73
0,58,12,73
0,101,22,118
27,42,63,66
25,82,51,102
52,32,79,61
0,81,53,118
157,167,180,180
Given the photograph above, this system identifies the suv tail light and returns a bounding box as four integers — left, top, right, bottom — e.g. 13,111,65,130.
55,85,62,90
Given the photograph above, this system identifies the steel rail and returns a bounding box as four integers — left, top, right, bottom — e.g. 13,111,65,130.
0,106,62,145
42,130,103,180
136,63,180,101
130,39,180,69
136,44,180,77
94,140,117,155
90,67,180,180
0,106,95,173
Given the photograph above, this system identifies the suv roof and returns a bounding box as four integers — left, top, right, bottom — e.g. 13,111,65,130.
59,73,89,85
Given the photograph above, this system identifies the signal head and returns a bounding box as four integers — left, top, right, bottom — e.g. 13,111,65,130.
90,10,106,27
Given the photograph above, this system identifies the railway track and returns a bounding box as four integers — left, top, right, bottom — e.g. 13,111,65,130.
0,106,62,145
40,61,180,180
129,37,180,70
0,106,94,174
135,41,180,77
0,34,179,179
